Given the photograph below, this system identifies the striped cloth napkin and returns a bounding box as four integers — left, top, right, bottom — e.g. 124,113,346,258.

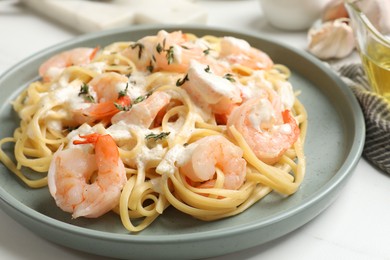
335,63,390,174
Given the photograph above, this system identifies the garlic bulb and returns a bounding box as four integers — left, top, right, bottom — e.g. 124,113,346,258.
307,18,355,60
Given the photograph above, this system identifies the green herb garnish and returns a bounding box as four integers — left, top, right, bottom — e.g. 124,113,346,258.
146,60,154,73
176,74,189,87
203,47,211,55
114,103,131,111
78,83,89,95
145,132,170,141
223,73,236,82
156,43,163,54
78,83,95,103
166,46,175,64
130,42,145,59
156,39,175,64
118,83,129,98
204,65,211,73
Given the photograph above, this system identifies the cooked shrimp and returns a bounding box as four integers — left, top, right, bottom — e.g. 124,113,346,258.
219,36,273,70
111,91,171,128
179,135,246,190
74,72,131,124
48,133,127,218
182,60,242,123
227,97,300,165
123,30,226,75
153,30,218,74
121,35,158,72
39,47,98,82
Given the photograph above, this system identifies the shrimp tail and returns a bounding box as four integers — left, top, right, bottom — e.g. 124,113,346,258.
90,46,100,61
282,109,300,138
73,133,101,145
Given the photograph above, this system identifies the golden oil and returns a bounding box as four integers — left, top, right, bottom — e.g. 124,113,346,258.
360,40,390,102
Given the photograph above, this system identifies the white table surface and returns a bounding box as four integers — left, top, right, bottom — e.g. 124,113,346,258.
0,1,389,260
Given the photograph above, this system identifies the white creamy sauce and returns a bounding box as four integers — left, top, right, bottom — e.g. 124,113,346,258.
275,80,295,110
66,124,94,150
272,123,292,135
156,144,185,176
46,119,63,132
113,81,128,98
138,144,166,165
127,71,148,99
85,62,106,74
237,71,272,100
248,99,275,131
49,79,93,113
149,176,163,194
187,60,241,104
156,142,197,176
106,121,133,141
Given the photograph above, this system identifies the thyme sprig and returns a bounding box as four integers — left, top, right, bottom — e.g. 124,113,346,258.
118,83,129,98
145,132,170,141
78,83,95,103
166,46,175,64
133,92,152,104
146,60,154,73
130,42,145,59
223,73,236,82
156,39,175,64
203,47,212,55
176,74,189,87
114,103,131,111
114,92,152,112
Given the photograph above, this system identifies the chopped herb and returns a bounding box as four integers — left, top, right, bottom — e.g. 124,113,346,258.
176,74,189,87
84,95,95,103
78,83,89,96
181,45,190,50
156,40,175,64
183,142,189,147
146,60,154,73
162,38,166,49
204,65,211,73
223,73,236,82
152,55,156,62
126,72,132,78
203,47,211,55
134,92,152,104
166,46,175,64
130,42,145,59
78,83,95,103
156,43,163,54
118,83,129,98
114,102,131,111
133,96,145,104
145,132,170,141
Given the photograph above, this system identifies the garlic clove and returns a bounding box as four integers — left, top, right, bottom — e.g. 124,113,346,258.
307,18,355,60
322,0,348,22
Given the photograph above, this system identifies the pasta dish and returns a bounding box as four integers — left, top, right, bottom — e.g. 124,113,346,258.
0,30,307,232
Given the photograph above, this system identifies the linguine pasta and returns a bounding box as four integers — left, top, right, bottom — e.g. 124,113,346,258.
0,30,307,232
